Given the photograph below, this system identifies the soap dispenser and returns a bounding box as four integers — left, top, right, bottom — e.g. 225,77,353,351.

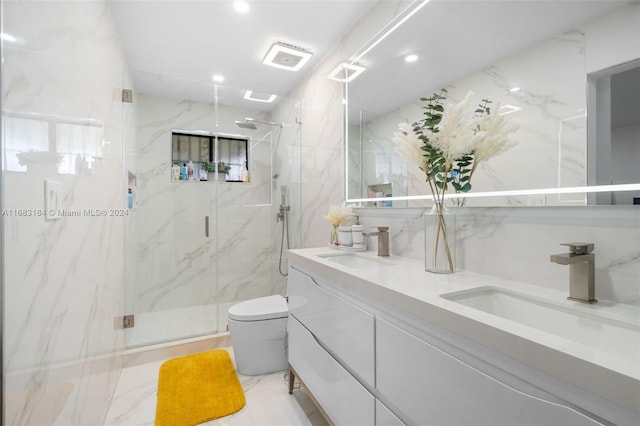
352,216,365,248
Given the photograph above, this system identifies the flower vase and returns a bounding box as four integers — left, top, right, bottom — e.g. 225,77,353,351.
424,205,456,273
330,224,339,245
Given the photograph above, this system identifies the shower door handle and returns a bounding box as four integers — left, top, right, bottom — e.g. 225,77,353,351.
205,215,210,238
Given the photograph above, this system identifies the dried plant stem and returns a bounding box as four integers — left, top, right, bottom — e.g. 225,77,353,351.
429,180,454,273
434,212,454,272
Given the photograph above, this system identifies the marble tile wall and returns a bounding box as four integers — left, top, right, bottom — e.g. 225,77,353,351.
2,0,129,423
288,0,415,246
358,207,640,304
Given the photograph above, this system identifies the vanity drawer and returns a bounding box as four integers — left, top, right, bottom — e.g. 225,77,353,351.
288,316,375,425
376,318,601,425
288,267,374,386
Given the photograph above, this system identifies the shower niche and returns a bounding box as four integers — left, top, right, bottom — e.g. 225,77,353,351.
171,131,248,182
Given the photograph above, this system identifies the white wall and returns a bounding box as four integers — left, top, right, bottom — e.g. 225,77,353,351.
2,0,129,423
288,0,416,247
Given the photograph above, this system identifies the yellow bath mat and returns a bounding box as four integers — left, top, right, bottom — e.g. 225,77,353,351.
155,349,246,426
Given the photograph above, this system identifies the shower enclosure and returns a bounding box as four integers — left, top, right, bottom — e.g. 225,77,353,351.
123,72,301,348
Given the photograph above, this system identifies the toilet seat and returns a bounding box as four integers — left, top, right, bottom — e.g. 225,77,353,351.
228,295,288,321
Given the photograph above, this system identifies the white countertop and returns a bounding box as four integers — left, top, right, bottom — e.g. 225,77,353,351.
288,247,640,414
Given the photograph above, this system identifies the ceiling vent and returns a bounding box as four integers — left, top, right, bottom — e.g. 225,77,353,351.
263,42,313,72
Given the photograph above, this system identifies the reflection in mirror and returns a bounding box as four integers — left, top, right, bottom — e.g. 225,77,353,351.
587,60,640,205
5,113,104,176
346,1,640,207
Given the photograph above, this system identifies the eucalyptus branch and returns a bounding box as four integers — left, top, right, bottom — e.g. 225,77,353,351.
392,89,517,272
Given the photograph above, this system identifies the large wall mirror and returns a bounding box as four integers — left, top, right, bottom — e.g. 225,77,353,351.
345,0,640,207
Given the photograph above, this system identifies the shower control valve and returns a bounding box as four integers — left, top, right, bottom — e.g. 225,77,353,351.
277,204,290,222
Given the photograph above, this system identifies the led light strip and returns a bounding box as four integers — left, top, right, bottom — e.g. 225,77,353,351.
350,0,432,64
347,183,640,204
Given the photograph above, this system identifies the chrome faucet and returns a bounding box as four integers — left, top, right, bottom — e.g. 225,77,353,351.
550,242,597,304
363,226,390,257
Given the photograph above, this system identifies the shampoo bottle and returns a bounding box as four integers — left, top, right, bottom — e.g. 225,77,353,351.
180,163,188,180
187,161,194,180
241,161,249,182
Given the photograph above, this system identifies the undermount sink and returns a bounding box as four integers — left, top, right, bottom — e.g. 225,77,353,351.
441,286,639,362
316,252,396,269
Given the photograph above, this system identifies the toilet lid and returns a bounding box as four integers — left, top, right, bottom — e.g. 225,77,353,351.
228,295,288,321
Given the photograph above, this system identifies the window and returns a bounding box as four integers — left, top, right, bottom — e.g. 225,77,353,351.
171,131,248,182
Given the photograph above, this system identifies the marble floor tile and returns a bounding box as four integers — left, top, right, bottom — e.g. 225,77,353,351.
104,347,327,426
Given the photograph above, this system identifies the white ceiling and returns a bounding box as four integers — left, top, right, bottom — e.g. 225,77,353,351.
349,0,631,117
108,0,376,109
109,0,632,115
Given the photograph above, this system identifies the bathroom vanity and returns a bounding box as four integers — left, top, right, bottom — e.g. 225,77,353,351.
287,248,639,426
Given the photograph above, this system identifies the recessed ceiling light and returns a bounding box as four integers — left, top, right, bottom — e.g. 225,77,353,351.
234,1,250,13
327,63,366,83
212,74,225,83
244,90,277,103
510,87,521,92
262,42,313,72
405,54,418,63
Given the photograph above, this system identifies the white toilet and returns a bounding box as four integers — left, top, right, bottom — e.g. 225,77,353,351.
227,295,288,376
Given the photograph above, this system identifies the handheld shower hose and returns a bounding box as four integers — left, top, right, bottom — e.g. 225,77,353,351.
277,186,290,276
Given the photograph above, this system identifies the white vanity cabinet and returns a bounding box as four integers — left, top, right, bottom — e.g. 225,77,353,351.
376,318,601,426
375,400,405,426
288,256,633,426
288,316,375,424
287,268,375,385
288,267,376,424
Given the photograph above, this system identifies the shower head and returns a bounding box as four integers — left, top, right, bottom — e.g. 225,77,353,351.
234,120,258,130
238,117,284,128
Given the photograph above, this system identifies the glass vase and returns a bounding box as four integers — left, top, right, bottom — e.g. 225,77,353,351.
424,205,456,273
330,224,339,245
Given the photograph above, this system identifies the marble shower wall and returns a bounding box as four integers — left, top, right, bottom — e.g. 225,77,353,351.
131,93,298,327
2,0,129,424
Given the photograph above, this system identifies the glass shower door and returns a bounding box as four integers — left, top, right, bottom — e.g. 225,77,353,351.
123,72,218,348
123,76,302,348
